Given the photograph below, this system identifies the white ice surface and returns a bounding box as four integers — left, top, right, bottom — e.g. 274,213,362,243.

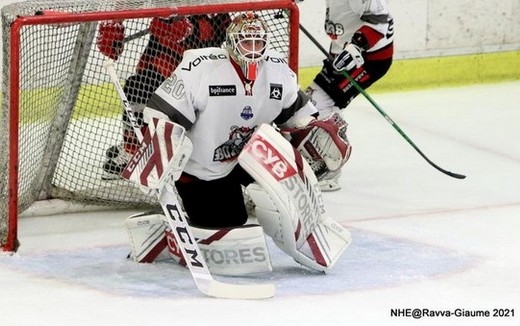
1,82,519,326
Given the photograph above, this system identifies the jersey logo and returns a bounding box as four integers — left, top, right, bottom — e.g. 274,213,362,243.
181,53,228,71
269,84,283,100
213,126,255,162
243,132,297,182
209,85,237,96
240,106,254,120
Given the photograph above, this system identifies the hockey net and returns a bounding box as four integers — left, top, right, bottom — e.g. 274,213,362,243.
0,0,299,252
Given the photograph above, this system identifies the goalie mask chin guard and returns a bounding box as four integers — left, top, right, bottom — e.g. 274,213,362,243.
226,11,269,81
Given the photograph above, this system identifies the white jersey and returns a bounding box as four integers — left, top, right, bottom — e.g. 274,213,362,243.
146,47,316,181
325,0,394,55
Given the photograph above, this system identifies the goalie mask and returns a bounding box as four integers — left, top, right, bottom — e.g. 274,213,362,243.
226,12,269,80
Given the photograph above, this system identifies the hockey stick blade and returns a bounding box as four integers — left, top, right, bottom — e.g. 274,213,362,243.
202,279,275,300
299,24,466,180
159,185,275,299
103,59,275,299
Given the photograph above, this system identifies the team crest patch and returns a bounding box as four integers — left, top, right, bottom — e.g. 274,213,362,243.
240,106,253,120
213,126,255,162
209,85,237,96
269,84,283,100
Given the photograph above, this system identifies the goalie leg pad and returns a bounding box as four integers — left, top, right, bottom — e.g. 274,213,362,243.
126,212,272,275
246,183,351,271
297,216,352,268
125,211,182,263
191,224,272,276
239,124,351,271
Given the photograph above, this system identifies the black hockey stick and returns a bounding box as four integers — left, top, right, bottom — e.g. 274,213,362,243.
103,59,275,299
299,24,466,180
123,28,149,43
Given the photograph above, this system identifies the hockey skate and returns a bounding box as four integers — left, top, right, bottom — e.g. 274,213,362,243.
102,144,133,180
319,171,342,192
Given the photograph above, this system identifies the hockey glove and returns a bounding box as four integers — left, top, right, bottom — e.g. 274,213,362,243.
332,43,364,72
97,21,125,60
283,113,352,180
149,17,193,46
122,118,193,192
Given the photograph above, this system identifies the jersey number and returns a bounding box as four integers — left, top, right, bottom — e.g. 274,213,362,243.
160,74,185,99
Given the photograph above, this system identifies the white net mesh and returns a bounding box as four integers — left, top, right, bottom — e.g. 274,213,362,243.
0,0,298,251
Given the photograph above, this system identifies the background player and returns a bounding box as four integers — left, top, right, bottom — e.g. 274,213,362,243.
304,0,394,191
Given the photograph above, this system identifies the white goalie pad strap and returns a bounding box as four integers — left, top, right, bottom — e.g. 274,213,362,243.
190,224,272,276
122,117,193,189
239,124,347,271
125,212,177,263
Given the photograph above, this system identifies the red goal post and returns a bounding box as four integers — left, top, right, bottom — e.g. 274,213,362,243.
0,0,300,252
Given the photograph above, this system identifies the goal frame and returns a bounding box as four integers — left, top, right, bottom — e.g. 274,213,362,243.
1,0,300,252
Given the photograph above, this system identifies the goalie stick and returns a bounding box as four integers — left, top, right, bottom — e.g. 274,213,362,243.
299,23,466,180
103,59,275,299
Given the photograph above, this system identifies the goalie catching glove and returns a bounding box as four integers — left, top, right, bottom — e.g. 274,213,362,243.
282,113,352,181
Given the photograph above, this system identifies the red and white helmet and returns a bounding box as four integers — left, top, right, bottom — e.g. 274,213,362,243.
225,12,269,80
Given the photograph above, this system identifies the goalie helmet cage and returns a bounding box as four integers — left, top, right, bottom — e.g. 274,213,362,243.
0,0,300,252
